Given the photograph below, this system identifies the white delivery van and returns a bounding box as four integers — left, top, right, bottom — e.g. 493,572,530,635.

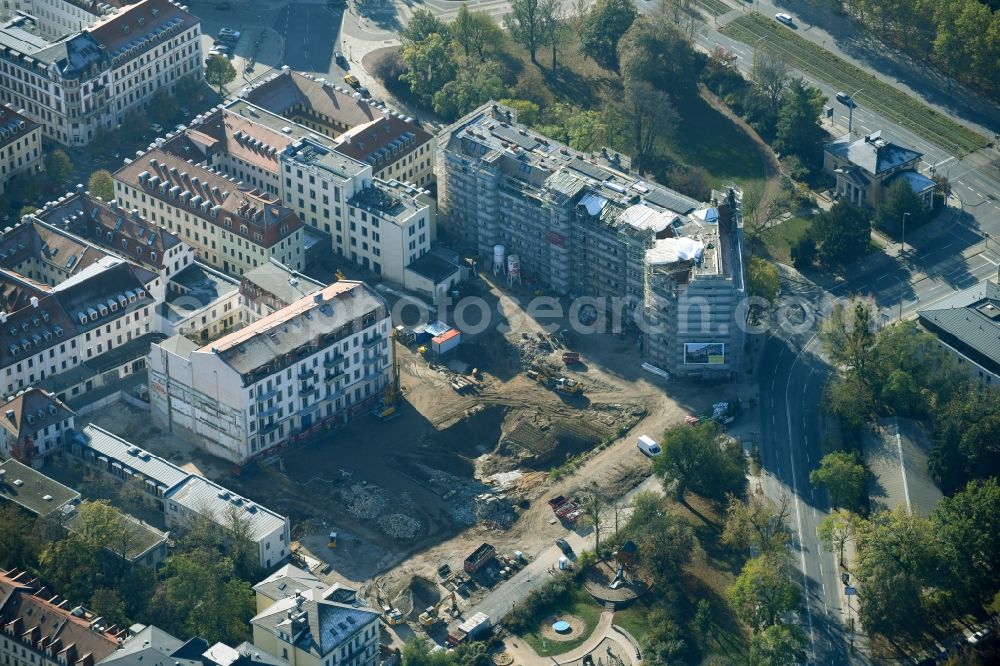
637,435,661,457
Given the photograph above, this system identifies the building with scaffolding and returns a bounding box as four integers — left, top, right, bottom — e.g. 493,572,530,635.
437,103,746,378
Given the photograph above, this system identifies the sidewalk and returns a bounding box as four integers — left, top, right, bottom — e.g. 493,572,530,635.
501,610,641,666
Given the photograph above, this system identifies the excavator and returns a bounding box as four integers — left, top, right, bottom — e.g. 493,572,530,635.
372,328,401,420
418,591,458,627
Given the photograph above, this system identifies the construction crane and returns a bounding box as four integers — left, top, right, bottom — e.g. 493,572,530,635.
372,328,401,420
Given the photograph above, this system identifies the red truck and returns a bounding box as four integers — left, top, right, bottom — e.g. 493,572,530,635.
561,352,580,365
547,495,582,524
464,543,497,574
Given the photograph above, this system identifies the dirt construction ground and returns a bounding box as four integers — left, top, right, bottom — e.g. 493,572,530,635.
89,274,725,604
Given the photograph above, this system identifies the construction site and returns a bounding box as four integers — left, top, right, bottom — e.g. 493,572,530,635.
68,264,724,639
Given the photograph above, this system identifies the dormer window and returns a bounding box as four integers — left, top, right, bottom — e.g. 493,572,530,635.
150,251,157,262
123,24,130,33
121,238,128,249
240,224,248,235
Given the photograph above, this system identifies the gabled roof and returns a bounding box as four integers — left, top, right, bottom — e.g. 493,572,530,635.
86,0,198,57
252,564,326,605
100,625,185,666
242,70,382,131
0,387,74,439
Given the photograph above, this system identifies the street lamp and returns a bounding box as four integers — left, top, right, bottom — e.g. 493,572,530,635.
901,212,910,254
848,87,863,135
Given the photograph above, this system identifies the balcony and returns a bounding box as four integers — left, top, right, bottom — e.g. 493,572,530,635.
325,369,349,383
298,368,317,381
362,333,383,348
323,355,345,368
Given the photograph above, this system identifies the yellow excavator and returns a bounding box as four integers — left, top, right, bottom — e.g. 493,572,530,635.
372,328,401,420
418,591,458,627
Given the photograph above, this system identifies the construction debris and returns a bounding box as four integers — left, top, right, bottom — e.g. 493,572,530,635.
379,513,423,540
345,483,388,520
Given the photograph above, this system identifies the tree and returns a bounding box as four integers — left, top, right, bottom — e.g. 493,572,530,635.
579,0,637,70
810,451,867,511
617,16,700,96
750,623,807,666
498,98,541,126
790,233,817,269
18,205,38,218
578,483,608,556
855,507,945,635
565,109,609,152
402,9,448,44
813,201,872,267
727,552,801,631
87,170,115,201
619,77,677,172
90,588,127,628
641,608,688,663
174,75,204,106
45,149,74,188
774,78,825,168
824,374,876,431
741,179,792,243
147,90,179,126
694,598,712,637
653,421,746,501
624,492,694,588
817,509,857,565
401,638,455,666
506,0,543,63
452,7,504,61
722,492,790,555
750,48,788,113
0,505,39,569
538,0,563,71
433,61,506,121
401,33,458,104
874,179,927,237
930,382,1000,493
821,299,875,378
933,478,1000,607
205,55,236,95
747,256,780,305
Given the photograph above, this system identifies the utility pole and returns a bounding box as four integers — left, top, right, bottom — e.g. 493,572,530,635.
848,87,863,135
901,212,910,254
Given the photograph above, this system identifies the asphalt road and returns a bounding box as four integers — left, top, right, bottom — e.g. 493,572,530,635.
277,3,341,76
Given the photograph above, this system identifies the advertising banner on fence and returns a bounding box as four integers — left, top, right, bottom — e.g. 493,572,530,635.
684,342,725,365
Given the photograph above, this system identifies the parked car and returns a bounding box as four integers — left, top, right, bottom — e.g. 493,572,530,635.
556,538,573,556
637,435,662,457
149,123,164,133
335,51,347,66
218,28,240,39
344,74,360,88
775,12,794,26
835,91,856,107
358,86,371,99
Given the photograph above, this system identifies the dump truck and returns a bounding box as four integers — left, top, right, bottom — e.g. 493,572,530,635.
561,351,580,365
548,495,582,524
446,612,491,646
463,543,497,574
556,377,581,394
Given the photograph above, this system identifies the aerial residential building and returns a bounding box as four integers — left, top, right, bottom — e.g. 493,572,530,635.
147,280,392,463
437,102,746,378
0,569,126,666
240,259,324,321
0,230,159,402
824,130,936,208
0,0,127,40
918,280,1000,385
0,0,202,146
67,423,291,569
0,105,42,194
113,149,305,276
251,588,380,666
0,387,74,466
241,68,435,187
101,625,286,666
252,564,328,612
0,458,79,516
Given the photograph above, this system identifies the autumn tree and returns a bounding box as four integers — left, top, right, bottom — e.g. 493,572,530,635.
722,492,791,556
653,421,746,501
727,552,801,631
619,77,677,172
87,170,115,201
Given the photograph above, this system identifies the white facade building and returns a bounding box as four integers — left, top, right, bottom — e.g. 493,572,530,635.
0,387,74,466
147,280,392,464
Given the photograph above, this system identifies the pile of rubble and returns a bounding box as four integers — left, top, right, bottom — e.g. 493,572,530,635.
345,483,388,520
474,494,518,530
378,513,422,540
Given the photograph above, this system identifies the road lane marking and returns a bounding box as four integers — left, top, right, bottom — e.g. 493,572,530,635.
806,452,810,462
981,255,999,266
894,417,912,513
772,414,776,425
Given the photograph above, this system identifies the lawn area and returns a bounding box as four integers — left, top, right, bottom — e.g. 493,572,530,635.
661,94,769,188
720,13,988,157
759,215,814,263
519,587,603,657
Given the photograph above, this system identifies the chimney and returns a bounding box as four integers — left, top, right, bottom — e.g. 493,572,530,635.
30,296,38,308
0,312,6,323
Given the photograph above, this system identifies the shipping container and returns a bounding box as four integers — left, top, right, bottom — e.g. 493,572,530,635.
432,328,461,355
464,543,497,574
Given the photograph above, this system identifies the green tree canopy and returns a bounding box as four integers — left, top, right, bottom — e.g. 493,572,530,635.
747,256,780,304
855,507,946,636
579,0,637,70
749,623,806,666
205,55,236,95
817,509,857,565
617,16,700,96
624,492,694,588
932,478,1000,607
874,178,929,237
619,77,677,172
452,6,504,61
401,33,458,104
722,492,790,556
727,552,801,631
433,61,506,121
653,421,746,501
814,201,872,267
402,9,448,44
147,90,179,126
505,0,544,63
88,169,115,201
930,382,1000,492
45,149,74,188
810,451,867,511
774,78,825,168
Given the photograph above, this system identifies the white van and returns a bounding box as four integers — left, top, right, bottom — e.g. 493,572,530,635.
637,435,661,457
